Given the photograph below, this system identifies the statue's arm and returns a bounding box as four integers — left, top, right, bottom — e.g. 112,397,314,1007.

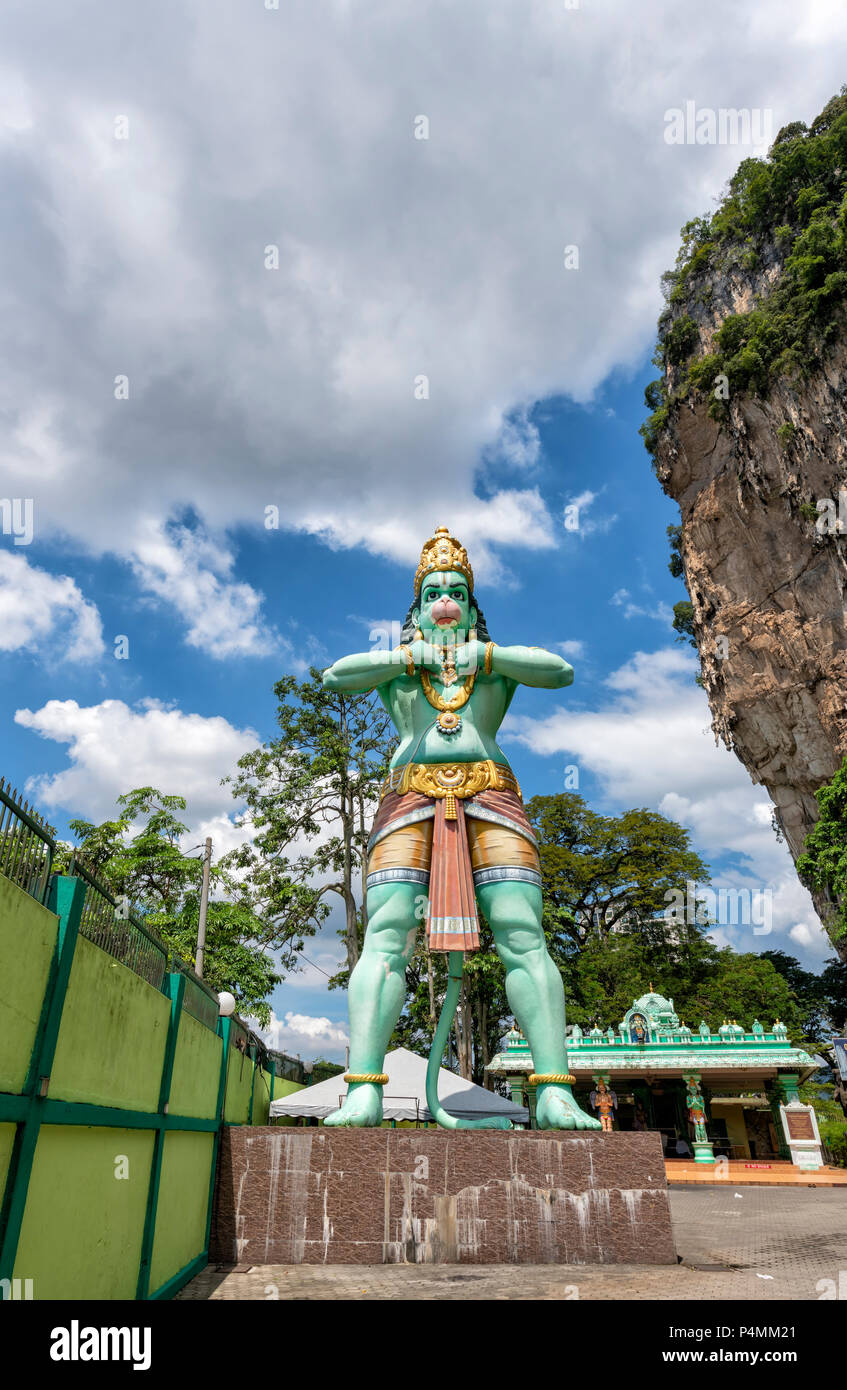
489,644,573,690
322,650,407,693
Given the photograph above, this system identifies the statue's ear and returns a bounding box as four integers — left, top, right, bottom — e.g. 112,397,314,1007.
412,606,420,627
470,605,478,628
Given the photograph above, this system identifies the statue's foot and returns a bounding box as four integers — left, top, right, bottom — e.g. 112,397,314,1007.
323,1082,383,1127
535,1085,602,1131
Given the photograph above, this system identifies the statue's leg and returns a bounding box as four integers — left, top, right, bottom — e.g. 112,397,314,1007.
323,880,420,1127
477,880,600,1131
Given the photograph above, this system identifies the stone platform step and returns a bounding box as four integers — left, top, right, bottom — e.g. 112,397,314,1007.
666,1158,847,1186
210,1127,676,1266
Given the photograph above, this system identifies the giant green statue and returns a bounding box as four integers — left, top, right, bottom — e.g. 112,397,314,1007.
323,525,599,1131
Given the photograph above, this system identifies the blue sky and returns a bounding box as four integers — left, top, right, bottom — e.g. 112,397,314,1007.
2,0,844,1059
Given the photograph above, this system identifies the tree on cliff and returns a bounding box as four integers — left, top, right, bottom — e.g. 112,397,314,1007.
797,756,847,957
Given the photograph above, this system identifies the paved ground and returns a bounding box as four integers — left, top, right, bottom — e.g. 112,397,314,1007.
178,1186,847,1300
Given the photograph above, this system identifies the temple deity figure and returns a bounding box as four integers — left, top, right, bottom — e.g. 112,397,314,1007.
590,1078,618,1131
322,524,600,1130
684,1076,708,1143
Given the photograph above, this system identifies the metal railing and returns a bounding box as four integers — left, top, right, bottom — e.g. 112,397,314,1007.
172,957,221,1033
0,778,55,905
68,853,170,992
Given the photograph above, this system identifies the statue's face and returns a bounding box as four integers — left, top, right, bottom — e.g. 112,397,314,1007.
414,570,477,642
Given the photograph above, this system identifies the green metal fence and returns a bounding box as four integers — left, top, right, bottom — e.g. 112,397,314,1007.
0,779,55,906
174,959,221,1033
68,853,170,991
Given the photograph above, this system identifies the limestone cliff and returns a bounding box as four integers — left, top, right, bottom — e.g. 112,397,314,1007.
643,91,847,958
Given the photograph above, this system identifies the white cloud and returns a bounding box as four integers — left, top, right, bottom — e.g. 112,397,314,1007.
255,1009,349,1061
129,520,278,660
506,645,830,957
557,639,586,660
3,0,846,647
611,588,673,624
486,408,541,471
565,490,618,538
14,697,259,831
0,550,104,662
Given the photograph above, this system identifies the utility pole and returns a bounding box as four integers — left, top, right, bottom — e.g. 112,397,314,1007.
195,836,212,978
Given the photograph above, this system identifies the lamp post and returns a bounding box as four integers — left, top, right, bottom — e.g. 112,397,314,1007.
195,836,212,978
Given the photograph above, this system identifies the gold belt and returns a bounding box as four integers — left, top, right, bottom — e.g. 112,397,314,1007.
383,759,521,806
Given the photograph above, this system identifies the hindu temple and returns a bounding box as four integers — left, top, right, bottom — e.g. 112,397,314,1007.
486,987,818,1162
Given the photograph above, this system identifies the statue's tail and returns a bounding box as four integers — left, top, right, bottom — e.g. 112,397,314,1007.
425,951,511,1130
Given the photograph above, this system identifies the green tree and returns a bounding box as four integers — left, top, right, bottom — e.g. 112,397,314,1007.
223,670,395,976
391,793,713,1085
564,931,802,1037
66,787,280,1024
526,793,711,950
759,948,847,1045
797,756,847,955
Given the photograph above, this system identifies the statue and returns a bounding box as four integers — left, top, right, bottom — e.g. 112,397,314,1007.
322,525,600,1130
589,1078,618,1131
684,1076,708,1143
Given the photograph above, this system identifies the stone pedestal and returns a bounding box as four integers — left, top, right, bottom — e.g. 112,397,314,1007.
210,1128,676,1266
693,1140,716,1164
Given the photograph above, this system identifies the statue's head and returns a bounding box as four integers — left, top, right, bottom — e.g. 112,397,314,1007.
400,524,491,643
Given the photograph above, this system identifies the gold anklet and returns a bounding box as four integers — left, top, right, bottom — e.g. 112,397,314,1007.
529,1073,575,1085
343,1072,389,1085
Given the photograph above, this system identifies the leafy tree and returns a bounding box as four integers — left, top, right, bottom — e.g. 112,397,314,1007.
391,793,712,1084
796,757,847,954
65,787,280,1024
759,948,847,1045
223,670,395,976
563,931,802,1038
526,793,710,949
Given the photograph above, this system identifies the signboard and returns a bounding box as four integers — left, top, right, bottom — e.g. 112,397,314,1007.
833,1037,847,1082
744,1163,772,1169
786,1111,815,1141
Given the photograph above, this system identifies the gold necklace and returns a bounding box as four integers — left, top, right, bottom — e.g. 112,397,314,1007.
420,670,476,735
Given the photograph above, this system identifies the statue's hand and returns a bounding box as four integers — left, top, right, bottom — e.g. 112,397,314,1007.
408,639,443,673
454,639,487,676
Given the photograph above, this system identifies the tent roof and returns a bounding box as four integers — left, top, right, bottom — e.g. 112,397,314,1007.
269,1047,528,1123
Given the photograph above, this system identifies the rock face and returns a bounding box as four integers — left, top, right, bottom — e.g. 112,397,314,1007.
654,257,847,958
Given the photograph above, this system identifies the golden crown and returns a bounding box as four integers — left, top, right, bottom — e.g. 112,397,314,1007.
414,525,474,596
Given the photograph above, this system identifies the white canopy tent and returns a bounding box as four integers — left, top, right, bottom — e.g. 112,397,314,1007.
269,1046,528,1124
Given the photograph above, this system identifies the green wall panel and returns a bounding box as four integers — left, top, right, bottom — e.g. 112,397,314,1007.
14,1125,154,1299
168,1012,221,1119
251,1069,274,1125
148,1130,214,1294
0,1122,16,1193
223,1046,254,1123
0,874,58,1093
274,1079,305,1098
50,936,169,1111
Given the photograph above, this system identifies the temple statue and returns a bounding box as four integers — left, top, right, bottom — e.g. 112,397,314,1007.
685,1077,709,1143
590,1079,618,1132
322,525,600,1130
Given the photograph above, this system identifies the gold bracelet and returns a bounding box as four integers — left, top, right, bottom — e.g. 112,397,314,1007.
343,1072,389,1085
396,645,415,677
484,641,496,675
528,1073,575,1086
